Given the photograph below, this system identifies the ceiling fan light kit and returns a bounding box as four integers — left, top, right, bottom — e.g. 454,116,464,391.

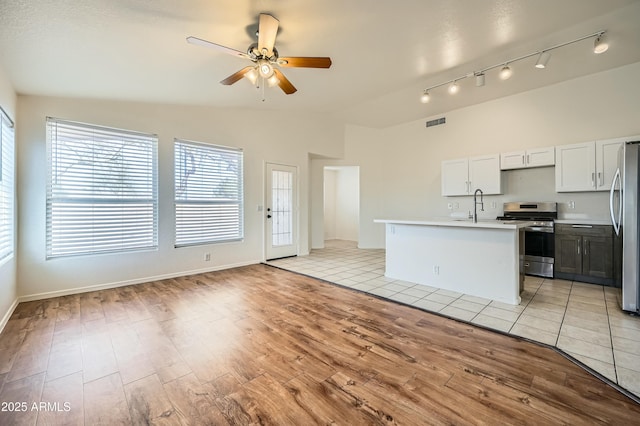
187,13,332,97
420,30,607,103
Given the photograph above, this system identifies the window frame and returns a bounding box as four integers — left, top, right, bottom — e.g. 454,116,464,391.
174,138,244,248
45,117,158,259
0,108,15,264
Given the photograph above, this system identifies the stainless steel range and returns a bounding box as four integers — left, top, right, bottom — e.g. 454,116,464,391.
497,202,558,278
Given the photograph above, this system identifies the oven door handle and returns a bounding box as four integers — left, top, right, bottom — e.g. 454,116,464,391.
525,227,554,233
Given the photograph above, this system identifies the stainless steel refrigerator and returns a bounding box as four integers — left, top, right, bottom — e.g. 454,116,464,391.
611,141,640,313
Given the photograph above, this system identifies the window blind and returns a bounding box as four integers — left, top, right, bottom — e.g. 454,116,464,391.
174,139,243,247
46,118,158,258
0,111,15,262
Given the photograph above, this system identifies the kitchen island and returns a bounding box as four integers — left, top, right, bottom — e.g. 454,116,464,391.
374,218,532,305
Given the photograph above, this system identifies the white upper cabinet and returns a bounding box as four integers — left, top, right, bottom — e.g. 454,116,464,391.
555,138,625,192
555,142,597,192
441,158,469,196
500,146,555,170
442,155,502,196
595,138,626,191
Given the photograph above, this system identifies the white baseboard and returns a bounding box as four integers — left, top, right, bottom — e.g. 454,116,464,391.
17,260,261,303
0,298,19,334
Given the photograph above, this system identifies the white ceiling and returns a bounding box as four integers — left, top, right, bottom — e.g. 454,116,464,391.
1,0,640,128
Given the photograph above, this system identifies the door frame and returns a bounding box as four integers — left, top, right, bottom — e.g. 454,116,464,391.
264,161,299,261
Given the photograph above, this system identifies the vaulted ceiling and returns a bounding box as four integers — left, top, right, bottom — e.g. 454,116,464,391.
1,0,639,127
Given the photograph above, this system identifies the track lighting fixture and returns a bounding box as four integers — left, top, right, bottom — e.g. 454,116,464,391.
594,33,609,54
499,65,513,80
535,51,551,69
419,30,607,104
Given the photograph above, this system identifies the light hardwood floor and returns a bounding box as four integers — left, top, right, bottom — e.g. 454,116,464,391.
268,239,640,396
1,264,639,425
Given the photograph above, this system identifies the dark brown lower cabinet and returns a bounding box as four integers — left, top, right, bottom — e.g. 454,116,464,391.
555,224,614,285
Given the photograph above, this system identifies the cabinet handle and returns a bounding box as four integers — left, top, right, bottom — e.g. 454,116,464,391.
591,172,595,188
577,240,581,255
522,155,525,164
597,172,602,187
526,154,530,164
571,224,593,228
585,240,589,256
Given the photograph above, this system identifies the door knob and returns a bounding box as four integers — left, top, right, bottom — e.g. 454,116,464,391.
267,214,272,219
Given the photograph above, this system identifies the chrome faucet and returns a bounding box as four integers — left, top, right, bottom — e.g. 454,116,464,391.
473,188,484,223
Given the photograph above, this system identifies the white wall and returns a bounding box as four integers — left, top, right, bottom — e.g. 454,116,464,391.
0,63,17,329
323,169,337,239
16,96,345,299
323,167,359,242
312,62,640,248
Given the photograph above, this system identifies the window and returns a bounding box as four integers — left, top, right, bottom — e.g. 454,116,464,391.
0,109,15,262
46,118,158,258
174,139,243,247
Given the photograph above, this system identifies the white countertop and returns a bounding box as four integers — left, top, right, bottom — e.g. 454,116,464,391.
374,217,533,230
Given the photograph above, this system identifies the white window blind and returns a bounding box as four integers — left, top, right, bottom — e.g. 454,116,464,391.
174,139,243,247
46,118,158,258
0,111,15,262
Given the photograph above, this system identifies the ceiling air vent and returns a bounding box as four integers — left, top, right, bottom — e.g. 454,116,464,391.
426,117,446,128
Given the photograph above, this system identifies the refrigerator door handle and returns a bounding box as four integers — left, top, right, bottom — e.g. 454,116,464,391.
609,167,621,236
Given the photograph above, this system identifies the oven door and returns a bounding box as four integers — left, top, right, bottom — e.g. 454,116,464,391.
524,228,555,278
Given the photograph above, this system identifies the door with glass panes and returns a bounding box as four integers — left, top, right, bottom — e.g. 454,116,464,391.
265,163,298,260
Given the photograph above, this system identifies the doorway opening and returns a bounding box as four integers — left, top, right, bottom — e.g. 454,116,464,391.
323,166,360,246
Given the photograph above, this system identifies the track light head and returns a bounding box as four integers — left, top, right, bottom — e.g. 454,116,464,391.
448,81,459,94
499,65,512,80
535,51,551,69
594,33,609,54
420,90,431,103
475,73,485,87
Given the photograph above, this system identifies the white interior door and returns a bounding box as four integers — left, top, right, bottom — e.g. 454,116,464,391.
265,163,298,260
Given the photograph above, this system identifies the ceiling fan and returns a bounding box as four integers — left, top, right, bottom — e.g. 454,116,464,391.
187,13,332,95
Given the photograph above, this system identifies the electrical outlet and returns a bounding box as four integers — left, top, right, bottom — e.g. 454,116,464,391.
454,202,459,209
491,201,497,209
447,202,453,210
204,253,211,261
433,265,440,275
568,201,576,209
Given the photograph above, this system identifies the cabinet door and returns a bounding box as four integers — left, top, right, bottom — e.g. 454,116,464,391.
526,146,555,168
555,234,582,275
441,158,469,196
500,151,526,170
555,142,596,192
595,138,623,191
469,155,501,195
583,236,614,279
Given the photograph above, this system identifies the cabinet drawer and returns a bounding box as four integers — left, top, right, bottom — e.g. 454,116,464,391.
556,224,613,237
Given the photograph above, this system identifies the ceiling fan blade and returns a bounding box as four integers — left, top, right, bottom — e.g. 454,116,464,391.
273,69,297,94
257,14,279,56
278,57,332,68
186,36,249,59
220,66,255,85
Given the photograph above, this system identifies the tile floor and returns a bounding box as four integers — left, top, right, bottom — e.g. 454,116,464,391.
267,239,640,398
